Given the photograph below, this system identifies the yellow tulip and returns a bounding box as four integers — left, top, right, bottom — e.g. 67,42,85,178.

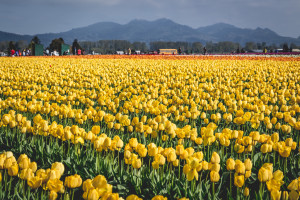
226,158,235,171
210,152,220,164
64,174,83,188
0,154,6,169
8,163,19,176
244,187,249,197
47,178,65,193
132,159,142,169
152,195,167,200
210,171,220,182
289,190,299,200
258,167,272,182
4,157,16,169
92,175,107,188
49,191,58,200
51,162,65,176
20,168,34,180
187,168,198,181
270,190,281,200
87,188,100,200
235,162,245,175
234,174,245,188
27,176,42,189
126,194,143,200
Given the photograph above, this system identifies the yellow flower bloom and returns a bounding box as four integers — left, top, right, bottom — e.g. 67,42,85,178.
27,176,42,189
210,171,220,182
234,174,245,188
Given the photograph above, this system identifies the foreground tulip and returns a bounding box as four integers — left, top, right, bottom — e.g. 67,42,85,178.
152,195,167,200
64,174,83,188
49,191,58,200
27,176,42,189
126,194,143,200
244,187,249,197
270,190,281,200
92,175,107,188
210,171,220,182
226,158,235,171
258,167,272,182
210,152,220,164
47,179,65,193
234,174,245,188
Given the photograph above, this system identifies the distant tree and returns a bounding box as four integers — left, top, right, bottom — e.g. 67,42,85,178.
244,42,257,51
256,42,262,50
269,43,278,51
49,38,65,53
16,40,28,50
28,36,41,50
132,42,148,53
31,36,41,45
217,41,239,53
7,41,16,56
0,41,9,52
8,41,16,50
262,42,267,49
205,41,214,53
290,43,297,51
282,43,289,52
72,39,82,55
192,42,203,54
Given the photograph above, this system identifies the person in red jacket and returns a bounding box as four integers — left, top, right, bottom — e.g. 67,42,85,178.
77,49,81,55
11,49,15,56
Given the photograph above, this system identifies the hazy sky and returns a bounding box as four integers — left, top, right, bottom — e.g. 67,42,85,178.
0,0,299,37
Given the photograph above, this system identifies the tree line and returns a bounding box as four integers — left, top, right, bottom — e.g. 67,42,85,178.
0,36,299,55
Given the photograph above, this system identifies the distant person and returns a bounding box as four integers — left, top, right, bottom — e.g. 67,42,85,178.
203,47,207,55
263,47,267,53
241,48,245,53
11,49,15,56
128,48,131,55
178,47,182,55
77,49,81,55
236,48,240,54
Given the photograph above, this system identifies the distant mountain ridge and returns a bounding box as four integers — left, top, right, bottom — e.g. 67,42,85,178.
0,18,299,46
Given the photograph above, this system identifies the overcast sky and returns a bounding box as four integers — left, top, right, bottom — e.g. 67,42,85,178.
0,0,299,38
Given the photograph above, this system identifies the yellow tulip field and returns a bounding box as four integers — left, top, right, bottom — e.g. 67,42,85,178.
0,55,300,199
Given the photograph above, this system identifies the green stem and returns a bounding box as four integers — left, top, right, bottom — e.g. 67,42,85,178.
212,182,215,200
230,171,232,197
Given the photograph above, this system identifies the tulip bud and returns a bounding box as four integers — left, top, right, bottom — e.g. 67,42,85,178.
132,159,142,169
210,171,220,182
49,191,58,200
210,152,220,164
243,187,249,197
8,163,19,176
126,194,143,200
27,176,42,189
226,158,235,171
258,167,272,182
234,174,245,188
270,190,281,200
244,158,252,171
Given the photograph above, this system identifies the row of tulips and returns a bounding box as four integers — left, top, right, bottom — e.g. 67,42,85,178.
1,150,185,200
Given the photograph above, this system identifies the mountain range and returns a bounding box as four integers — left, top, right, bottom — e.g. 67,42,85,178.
1,18,300,46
